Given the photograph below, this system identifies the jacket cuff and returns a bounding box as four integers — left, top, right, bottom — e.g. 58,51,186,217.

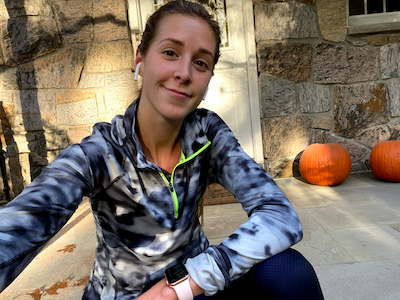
185,252,225,296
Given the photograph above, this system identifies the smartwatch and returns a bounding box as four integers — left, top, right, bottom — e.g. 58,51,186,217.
165,263,194,300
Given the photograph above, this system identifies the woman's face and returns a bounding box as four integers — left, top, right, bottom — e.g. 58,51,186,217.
136,14,216,123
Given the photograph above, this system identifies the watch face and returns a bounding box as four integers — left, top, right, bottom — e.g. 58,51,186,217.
165,263,189,285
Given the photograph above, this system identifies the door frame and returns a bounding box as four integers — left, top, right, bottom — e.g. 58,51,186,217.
127,0,263,165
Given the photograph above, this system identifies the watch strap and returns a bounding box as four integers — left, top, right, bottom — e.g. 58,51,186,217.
170,276,193,300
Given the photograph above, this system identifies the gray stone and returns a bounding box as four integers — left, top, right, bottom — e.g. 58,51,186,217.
86,41,134,72
265,158,293,179
309,129,369,163
334,83,389,138
380,43,400,79
56,98,97,126
14,90,56,115
262,115,312,159
311,114,333,130
3,0,53,17
93,0,129,42
1,67,20,89
257,43,313,82
1,17,62,66
314,43,380,84
386,77,400,117
316,0,347,42
18,48,85,89
259,74,296,118
353,126,391,149
299,83,331,113
54,1,93,44
45,130,70,150
254,2,318,42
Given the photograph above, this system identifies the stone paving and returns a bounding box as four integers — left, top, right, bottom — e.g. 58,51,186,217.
1,171,400,299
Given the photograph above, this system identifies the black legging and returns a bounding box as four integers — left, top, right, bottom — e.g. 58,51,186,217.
194,248,324,300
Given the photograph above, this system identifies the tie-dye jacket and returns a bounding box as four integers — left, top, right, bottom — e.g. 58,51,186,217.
0,99,302,299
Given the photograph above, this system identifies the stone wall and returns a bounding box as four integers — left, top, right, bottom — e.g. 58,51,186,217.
254,0,400,178
0,0,137,203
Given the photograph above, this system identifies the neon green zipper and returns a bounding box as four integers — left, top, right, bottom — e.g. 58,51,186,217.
160,141,211,218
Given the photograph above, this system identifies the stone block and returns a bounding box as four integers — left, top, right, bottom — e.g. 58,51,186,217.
56,90,96,105
254,2,318,41
262,115,312,159
56,98,97,126
259,74,296,118
265,158,294,179
54,1,93,44
353,127,391,149
386,78,400,117
93,0,129,42
45,130,70,150
314,43,379,84
257,43,312,82
366,33,400,46
68,126,92,144
2,67,20,89
299,83,331,113
3,0,53,17
312,113,333,130
86,41,134,72
309,129,369,163
18,48,85,89
334,83,389,138
316,0,347,42
105,71,138,115
1,17,62,66
381,43,400,79
78,73,105,88
14,90,56,115
0,90,13,104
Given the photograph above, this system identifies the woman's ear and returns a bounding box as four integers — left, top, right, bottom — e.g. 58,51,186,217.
135,49,143,70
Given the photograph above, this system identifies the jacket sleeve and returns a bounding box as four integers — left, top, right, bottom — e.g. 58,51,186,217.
0,144,93,293
185,112,303,296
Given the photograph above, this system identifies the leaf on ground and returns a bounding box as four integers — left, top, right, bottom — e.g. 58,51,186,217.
57,244,76,253
73,276,90,287
27,288,42,300
45,279,69,295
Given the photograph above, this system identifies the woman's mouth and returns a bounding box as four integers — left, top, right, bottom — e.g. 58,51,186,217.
164,86,191,99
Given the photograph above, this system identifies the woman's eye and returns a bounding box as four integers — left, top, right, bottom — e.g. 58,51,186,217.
164,50,176,57
194,61,208,69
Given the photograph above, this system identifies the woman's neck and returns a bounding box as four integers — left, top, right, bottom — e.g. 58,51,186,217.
136,103,183,174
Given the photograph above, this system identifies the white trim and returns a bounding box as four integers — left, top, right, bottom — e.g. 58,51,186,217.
243,0,263,164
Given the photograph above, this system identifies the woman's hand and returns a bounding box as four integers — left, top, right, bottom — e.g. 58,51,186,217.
136,277,204,300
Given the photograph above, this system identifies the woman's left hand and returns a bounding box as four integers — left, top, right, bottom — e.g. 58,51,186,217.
136,277,204,300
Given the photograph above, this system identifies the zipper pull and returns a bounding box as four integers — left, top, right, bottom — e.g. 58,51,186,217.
168,182,174,193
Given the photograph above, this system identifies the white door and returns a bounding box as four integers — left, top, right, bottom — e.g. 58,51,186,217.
128,0,263,164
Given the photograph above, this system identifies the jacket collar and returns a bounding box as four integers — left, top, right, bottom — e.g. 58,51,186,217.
110,97,210,169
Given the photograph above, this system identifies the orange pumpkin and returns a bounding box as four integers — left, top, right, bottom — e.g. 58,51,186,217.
370,140,400,182
299,132,351,186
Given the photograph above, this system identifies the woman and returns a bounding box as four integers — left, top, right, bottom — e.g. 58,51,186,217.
0,1,324,299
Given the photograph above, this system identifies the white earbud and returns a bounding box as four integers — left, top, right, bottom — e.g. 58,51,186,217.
134,62,141,81
203,86,208,100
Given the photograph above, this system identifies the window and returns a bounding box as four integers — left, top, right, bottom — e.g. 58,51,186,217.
347,0,400,34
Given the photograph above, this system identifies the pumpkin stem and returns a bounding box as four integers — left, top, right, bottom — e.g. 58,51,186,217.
320,130,328,144
389,129,400,141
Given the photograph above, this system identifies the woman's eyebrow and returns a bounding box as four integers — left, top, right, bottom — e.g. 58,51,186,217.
159,38,215,61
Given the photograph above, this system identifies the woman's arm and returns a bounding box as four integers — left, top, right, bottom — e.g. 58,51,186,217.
0,144,93,293
185,112,303,296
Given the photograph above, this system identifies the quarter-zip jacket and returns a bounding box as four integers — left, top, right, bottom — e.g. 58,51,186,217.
0,99,302,299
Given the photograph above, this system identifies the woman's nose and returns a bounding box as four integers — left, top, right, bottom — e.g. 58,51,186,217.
175,59,192,83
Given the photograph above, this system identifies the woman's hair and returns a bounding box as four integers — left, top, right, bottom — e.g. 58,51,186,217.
138,0,221,66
